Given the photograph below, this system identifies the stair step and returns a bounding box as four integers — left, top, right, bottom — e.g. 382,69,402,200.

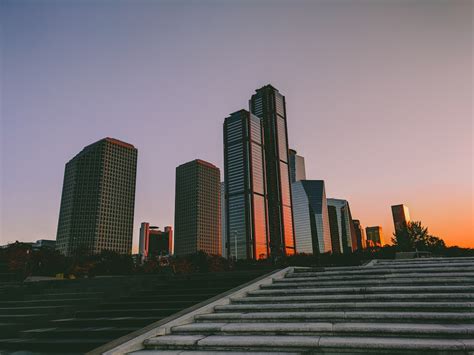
0,337,111,352
75,308,182,318
0,305,71,315
194,311,474,324
171,322,474,338
51,316,161,328
278,272,474,283
247,285,474,296
20,326,137,339
287,266,474,278
214,302,473,313
264,277,474,288
233,293,474,304
143,334,474,353
101,300,199,309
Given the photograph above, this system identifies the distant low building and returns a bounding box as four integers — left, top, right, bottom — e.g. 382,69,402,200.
139,223,173,261
352,220,366,250
366,226,384,247
32,239,56,250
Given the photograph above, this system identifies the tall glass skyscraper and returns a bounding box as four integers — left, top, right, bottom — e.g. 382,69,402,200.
174,159,221,256
56,137,137,256
250,85,295,257
223,110,269,260
327,198,358,253
292,180,332,254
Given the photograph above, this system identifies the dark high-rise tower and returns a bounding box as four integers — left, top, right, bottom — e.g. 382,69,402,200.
56,138,137,256
223,110,269,260
289,149,306,183
174,159,221,256
250,85,295,256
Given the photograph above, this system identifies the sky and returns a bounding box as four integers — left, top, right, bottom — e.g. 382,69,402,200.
1,0,473,249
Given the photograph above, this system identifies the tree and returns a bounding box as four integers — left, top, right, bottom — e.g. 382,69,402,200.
392,221,446,252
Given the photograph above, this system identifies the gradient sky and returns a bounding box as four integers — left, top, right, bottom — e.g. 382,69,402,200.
1,0,472,250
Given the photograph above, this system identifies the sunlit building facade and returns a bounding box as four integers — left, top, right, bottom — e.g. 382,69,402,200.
391,204,411,232
139,222,173,261
223,110,269,260
250,85,295,257
327,198,358,253
292,180,332,254
174,159,221,256
56,138,137,256
366,226,384,247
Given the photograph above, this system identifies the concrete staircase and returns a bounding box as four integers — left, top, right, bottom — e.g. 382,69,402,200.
0,271,266,353
134,257,474,354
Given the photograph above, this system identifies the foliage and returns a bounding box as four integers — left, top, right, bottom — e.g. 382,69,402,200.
392,221,446,253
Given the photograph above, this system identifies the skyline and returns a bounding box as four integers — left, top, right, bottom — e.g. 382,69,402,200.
1,0,472,249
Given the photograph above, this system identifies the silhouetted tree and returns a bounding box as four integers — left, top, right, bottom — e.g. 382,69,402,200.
392,221,446,252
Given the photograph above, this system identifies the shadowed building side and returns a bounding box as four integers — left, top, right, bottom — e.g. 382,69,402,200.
174,159,221,256
352,219,366,250
250,85,295,257
327,198,358,253
56,137,137,256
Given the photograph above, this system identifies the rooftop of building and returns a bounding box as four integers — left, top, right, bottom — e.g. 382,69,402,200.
177,159,219,171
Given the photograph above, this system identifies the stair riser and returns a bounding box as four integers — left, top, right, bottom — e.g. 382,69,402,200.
233,295,474,304
279,273,474,282
75,309,180,318
170,329,474,339
248,287,474,296
20,329,135,339
265,279,474,289
142,343,470,354
215,305,473,313
100,301,198,310
0,307,71,316
49,318,157,328
195,317,474,324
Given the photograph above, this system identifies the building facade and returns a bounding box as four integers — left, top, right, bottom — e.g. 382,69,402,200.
249,85,295,257
56,138,137,256
223,110,269,260
139,222,173,261
352,219,366,250
366,226,384,247
327,198,358,253
174,159,221,256
220,182,227,258
391,204,411,232
289,149,306,183
291,180,332,254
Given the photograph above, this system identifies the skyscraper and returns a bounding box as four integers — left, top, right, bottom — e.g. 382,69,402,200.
56,138,137,256
289,149,306,183
250,85,295,257
223,110,269,260
139,223,173,261
291,180,332,254
366,226,384,247
352,219,366,250
327,198,358,253
391,204,411,232
174,159,221,256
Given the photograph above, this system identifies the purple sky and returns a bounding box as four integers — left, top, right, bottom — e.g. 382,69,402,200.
1,0,472,249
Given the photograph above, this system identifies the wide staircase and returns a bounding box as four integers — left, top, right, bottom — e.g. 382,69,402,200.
137,257,474,354
0,271,266,353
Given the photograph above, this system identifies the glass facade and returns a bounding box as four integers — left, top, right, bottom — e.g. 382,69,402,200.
291,180,332,254
327,198,357,253
250,85,295,257
224,110,269,260
289,149,306,183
